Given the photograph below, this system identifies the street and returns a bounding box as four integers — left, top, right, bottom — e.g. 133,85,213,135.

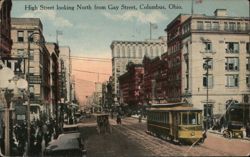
79,116,250,157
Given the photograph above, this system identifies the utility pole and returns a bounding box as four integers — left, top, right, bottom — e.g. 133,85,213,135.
205,57,210,131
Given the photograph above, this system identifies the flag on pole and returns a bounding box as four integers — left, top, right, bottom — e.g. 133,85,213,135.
150,23,158,29
56,30,63,35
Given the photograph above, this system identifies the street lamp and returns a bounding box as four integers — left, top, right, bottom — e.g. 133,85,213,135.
0,64,28,156
0,64,14,156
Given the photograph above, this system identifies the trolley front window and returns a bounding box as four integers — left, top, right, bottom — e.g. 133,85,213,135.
181,112,201,125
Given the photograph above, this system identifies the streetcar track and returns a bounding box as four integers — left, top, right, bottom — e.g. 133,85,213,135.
112,120,184,156
111,118,229,156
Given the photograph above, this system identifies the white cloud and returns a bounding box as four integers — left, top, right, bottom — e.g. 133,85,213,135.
21,10,73,28
103,10,167,23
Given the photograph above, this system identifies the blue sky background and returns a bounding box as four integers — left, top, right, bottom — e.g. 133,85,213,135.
12,0,249,58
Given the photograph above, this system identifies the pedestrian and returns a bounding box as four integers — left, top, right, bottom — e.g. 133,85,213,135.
117,114,121,124
139,115,142,123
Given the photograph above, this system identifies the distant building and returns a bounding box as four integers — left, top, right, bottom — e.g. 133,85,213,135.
165,9,250,117
0,0,12,57
59,46,72,103
111,38,167,105
118,62,144,111
142,52,168,104
46,42,60,118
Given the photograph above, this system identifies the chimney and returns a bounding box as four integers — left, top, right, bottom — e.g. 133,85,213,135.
214,9,228,16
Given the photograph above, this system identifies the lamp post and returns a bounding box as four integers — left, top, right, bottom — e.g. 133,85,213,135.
204,57,211,131
0,64,14,156
27,31,42,154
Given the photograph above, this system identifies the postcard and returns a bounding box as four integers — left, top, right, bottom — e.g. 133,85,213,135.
0,0,250,156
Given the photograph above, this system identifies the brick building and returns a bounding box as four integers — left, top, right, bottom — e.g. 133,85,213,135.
118,62,144,112
0,0,12,57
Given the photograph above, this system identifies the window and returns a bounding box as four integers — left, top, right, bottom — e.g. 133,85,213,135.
203,58,213,70
205,21,211,30
29,49,34,60
226,75,238,87
203,74,213,87
246,75,250,87
245,23,249,31
212,22,219,30
225,57,239,71
181,112,200,125
246,58,250,71
226,42,239,53
204,104,213,117
17,49,24,57
237,22,241,31
197,21,204,30
246,43,250,53
122,46,125,57
17,31,24,42
128,47,131,58
204,42,212,52
224,22,228,30
156,46,159,55
29,67,34,75
150,47,154,57
229,22,236,31
145,47,148,56
139,46,142,58
28,31,34,42
132,46,136,58
116,46,120,57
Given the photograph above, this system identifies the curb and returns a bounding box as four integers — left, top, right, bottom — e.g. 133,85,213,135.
208,130,250,141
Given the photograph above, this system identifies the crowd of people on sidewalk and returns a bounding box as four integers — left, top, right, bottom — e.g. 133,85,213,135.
9,118,56,156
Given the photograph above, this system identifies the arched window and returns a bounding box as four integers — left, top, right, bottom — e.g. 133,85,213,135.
150,47,154,57
139,46,142,58
122,46,125,57
156,46,159,56
145,46,148,56
128,46,131,58
133,46,136,58
116,46,120,57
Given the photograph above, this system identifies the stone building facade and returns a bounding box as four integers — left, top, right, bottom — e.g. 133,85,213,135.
165,9,250,117
11,18,50,120
111,38,167,105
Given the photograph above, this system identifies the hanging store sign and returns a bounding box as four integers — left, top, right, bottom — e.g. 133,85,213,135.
1,57,26,75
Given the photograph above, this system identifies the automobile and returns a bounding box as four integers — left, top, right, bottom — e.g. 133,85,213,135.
62,124,79,133
44,133,86,157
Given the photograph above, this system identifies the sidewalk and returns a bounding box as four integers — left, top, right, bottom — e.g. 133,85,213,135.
131,115,147,122
208,129,250,141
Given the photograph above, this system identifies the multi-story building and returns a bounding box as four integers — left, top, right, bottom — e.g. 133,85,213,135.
0,0,12,57
11,18,50,120
118,63,144,111
165,9,250,117
142,53,168,104
111,38,167,105
59,46,72,104
46,42,60,118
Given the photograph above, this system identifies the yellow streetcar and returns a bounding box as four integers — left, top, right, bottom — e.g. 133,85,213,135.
147,103,204,144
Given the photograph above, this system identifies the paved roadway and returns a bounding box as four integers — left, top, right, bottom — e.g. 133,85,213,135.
78,116,250,157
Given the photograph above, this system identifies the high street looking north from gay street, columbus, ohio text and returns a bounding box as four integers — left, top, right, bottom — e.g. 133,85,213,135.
0,0,250,156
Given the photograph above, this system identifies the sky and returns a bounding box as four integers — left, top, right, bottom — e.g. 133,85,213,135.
11,0,249,105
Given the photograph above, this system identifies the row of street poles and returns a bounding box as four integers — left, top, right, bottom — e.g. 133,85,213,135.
0,62,28,156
